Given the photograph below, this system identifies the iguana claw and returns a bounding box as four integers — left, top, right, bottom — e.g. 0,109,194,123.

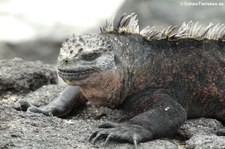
89,122,152,148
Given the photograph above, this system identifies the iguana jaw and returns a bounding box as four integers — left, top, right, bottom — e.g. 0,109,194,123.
57,68,100,85
58,68,97,79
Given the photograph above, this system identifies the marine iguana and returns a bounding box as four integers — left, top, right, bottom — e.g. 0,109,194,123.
15,13,225,146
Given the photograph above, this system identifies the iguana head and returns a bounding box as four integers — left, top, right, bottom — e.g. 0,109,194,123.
57,33,118,86
57,13,141,87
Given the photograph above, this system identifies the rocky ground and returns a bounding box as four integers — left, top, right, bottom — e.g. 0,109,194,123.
0,58,225,149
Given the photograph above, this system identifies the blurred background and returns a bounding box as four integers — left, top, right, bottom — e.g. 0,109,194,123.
0,0,225,64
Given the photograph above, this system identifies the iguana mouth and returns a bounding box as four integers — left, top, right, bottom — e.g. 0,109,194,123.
57,68,97,80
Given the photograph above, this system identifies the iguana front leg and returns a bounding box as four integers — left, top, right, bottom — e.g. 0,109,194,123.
15,86,87,117
89,92,187,145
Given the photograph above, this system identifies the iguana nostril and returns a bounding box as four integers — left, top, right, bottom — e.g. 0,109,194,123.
64,59,69,64
78,48,83,53
70,50,74,54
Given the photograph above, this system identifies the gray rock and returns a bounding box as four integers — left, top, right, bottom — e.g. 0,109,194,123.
0,105,180,149
0,105,96,149
140,140,178,149
185,134,225,149
0,58,58,92
178,118,224,139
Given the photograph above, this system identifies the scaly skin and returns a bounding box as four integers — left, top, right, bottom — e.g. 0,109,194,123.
15,13,225,146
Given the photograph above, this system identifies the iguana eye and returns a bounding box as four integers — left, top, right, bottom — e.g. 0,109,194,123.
81,53,101,61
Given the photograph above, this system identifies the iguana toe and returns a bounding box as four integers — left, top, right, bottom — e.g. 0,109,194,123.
14,99,32,111
27,106,53,116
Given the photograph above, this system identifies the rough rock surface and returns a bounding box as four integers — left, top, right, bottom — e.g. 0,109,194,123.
0,58,58,92
0,58,225,149
140,140,178,149
185,134,225,149
178,118,224,139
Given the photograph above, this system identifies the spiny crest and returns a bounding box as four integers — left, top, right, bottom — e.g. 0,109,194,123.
101,13,225,41
101,13,139,34
140,25,177,40
61,34,112,52
174,21,225,40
